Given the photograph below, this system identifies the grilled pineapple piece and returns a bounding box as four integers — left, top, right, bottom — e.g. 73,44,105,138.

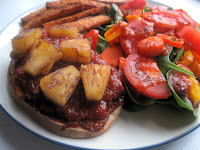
24,40,62,76
60,39,91,64
47,26,79,38
40,65,80,107
81,64,111,101
11,28,43,54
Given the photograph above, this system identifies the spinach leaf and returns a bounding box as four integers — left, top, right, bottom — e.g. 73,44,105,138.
157,50,195,78
96,41,109,54
109,4,123,24
143,6,151,13
125,85,156,106
173,47,184,63
166,70,198,117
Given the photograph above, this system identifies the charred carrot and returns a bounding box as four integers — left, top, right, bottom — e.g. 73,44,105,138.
46,0,109,10
46,0,81,9
21,7,47,25
23,3,84,30
100,46,123,67
43,7,107,28
59,15,111,32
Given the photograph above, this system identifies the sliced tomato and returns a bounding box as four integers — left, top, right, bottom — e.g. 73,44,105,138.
120,0,146,16
120,20,154,55
177,26,200,56
124,53,171,99
150,5,170,12
142,10,196,33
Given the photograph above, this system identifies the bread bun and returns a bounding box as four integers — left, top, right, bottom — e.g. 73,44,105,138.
8,63,122,138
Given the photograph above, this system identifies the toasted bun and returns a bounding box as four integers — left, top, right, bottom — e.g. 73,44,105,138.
8,63,122,138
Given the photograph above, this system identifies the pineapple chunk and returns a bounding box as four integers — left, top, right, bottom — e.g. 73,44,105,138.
40,65,80,107
81,64,111,101
11,28,42,54
24,40,62,76
60,39,91,64
47,26,79,39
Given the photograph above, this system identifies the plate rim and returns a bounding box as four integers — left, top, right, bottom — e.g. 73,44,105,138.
0,0,200,150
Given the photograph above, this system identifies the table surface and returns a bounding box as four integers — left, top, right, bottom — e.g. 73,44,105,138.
0,0,200,150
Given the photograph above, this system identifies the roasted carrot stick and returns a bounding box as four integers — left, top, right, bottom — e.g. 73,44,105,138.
46,0,109,9
21,7,47,25
43,6,108,28
59,15,111,32
100,46,123,67
46,0,82,9
22,3,84,30
96,0,128,5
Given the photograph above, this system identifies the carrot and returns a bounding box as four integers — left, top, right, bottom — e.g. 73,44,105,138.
22,3,83,30
119,57,126,71
21,7,47,25
100,47,123,67
46,0,81,9
43,7,107,28
59,15,111,32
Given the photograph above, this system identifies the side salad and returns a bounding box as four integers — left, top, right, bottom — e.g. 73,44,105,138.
85,0,200,116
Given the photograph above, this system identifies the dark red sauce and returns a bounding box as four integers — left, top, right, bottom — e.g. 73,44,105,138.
10,30,124,132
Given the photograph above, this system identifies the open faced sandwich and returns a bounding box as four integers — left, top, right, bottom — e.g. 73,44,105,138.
8,0,126,138
8,0,200,139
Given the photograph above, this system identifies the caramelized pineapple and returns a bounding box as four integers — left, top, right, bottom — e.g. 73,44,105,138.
11,28,43,54
60,39,91,64
81,64,111,101
47,26,79,39
40,65,80,107
24,40,62,76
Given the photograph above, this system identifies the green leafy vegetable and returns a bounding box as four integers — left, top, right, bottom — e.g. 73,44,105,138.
98,26,108,34
157,50,195,78
173,47,184,63
109,4,123,24
125,85,156,106
143,6,151,13
98,34,106,42
166,71,198,117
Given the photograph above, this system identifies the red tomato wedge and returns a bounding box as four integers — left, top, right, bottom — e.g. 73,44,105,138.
124,53,171,99
177,26,200,56
142,10,196,32
120,0,146,16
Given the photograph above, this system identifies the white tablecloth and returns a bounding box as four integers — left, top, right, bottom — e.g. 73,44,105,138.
0,0,200,149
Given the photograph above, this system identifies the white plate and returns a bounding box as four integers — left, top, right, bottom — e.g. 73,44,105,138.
0,0,200,149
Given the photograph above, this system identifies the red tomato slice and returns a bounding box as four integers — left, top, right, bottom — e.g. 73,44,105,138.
120,20,154,55
124,53,171,99
177,26,200,56
120,0,146,16
142,10,196,33
150,5,170,12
